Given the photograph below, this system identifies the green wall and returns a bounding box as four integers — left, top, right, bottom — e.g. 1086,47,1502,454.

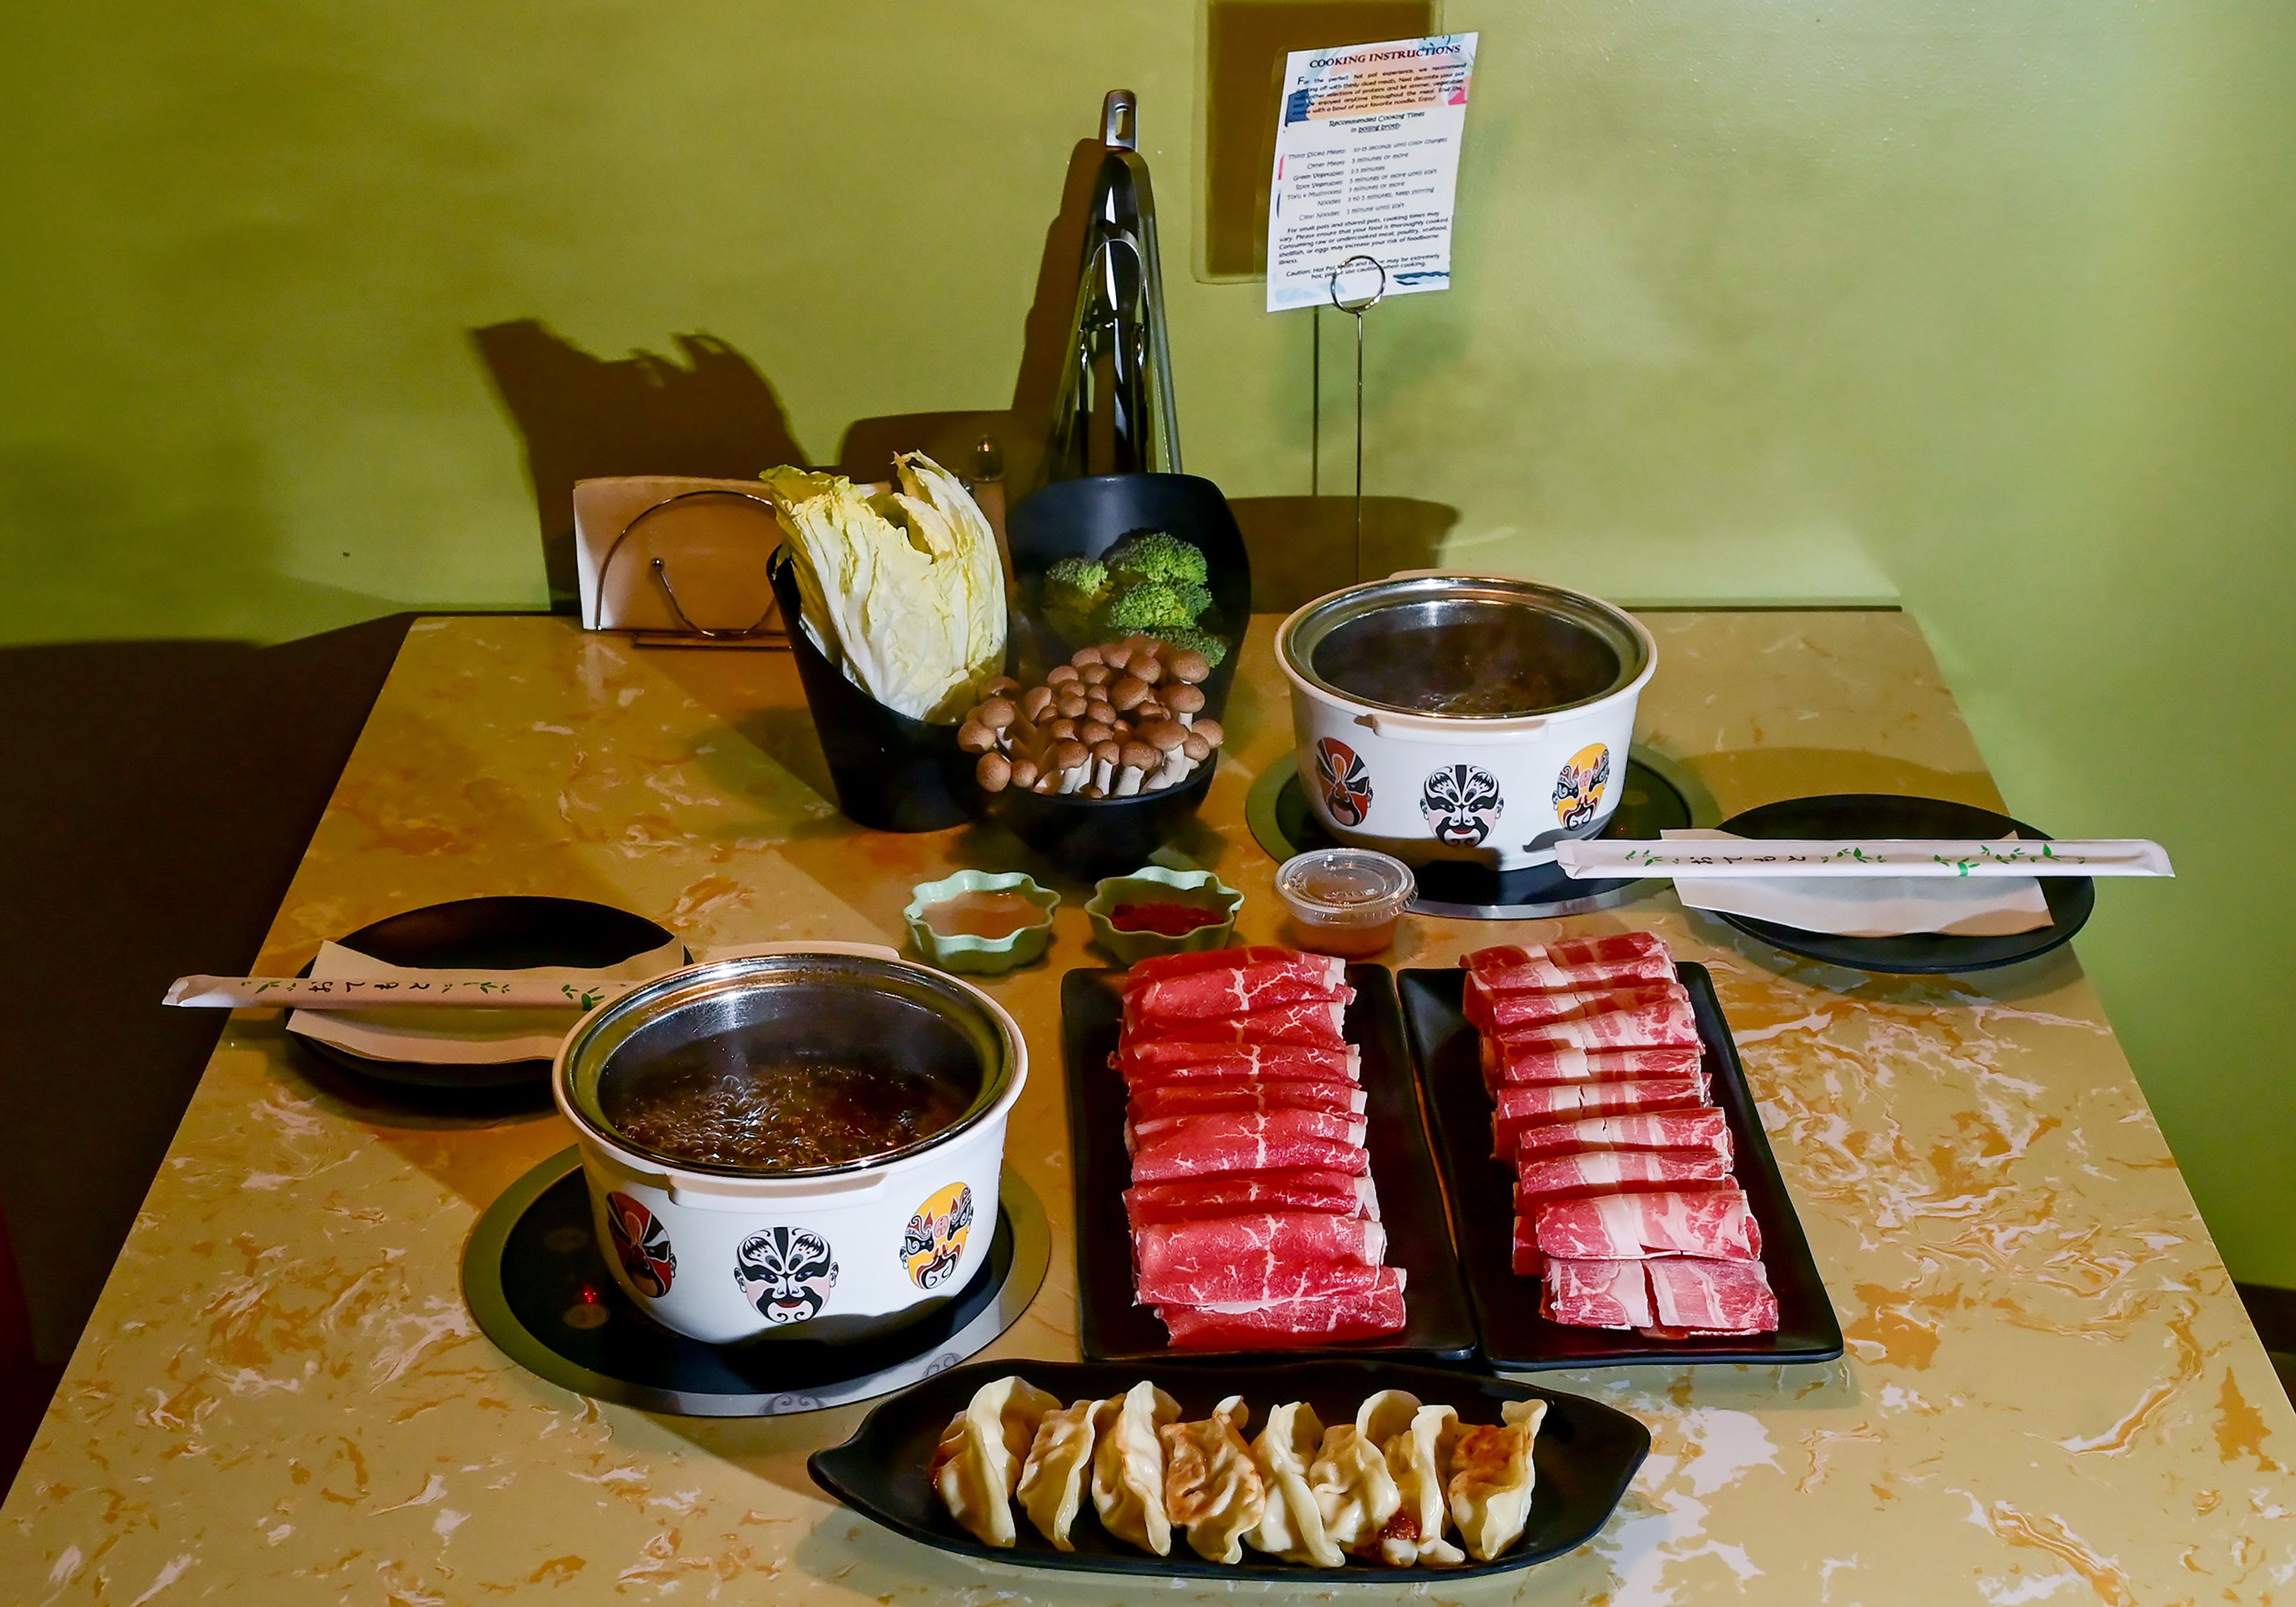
4,2,2290,1281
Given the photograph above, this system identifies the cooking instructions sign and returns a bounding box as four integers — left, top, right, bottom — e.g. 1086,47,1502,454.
1265,33,1478,311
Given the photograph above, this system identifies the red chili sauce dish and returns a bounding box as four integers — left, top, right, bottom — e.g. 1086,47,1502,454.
1108,900,1228,937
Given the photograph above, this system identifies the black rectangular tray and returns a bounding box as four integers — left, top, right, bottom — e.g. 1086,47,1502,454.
810,1357,1648,1582
1062,964,1478,1364
1396,963,1843,1371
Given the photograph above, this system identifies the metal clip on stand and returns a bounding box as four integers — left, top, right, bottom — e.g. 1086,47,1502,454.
596,488,786,643
1317,253,1387,582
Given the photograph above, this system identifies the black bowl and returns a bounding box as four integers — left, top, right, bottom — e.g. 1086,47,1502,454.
1005,472,1251,722
769,550,973,832
968,754,1219,882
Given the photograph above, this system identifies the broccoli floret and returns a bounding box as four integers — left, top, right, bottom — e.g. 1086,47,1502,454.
1145,625,1229,669
1043,554,1110,616
1104,530,1210,590
1101,580,1201,633
1041,555,1110,640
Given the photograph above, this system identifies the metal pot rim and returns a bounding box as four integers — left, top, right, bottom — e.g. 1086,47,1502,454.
555,951,1022,1181
1277,572,1654,721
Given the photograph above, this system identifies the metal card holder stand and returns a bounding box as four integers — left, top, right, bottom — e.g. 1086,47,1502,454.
594,487,788,647
1311,253,1388,582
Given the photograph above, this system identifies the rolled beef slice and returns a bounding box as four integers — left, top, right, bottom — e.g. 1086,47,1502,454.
1482,1040,1705,1089
1463,933,1671,974
1491,1082,1711,1156
1540,1258,1656,1330
1156,1268,1407,1348
1124,1169,1378,1227
1511,1111,1731,1163
1515,1147,1733,1211
1478,985,1697,1041
1116,1041,1361,1086
1131,1211,1387,1305
1646,1256,1780,1334
1126,1080,1367,1122
1128,1109,1370,1181
1532,1187,1761,1263
1122,998,1349,1049
1125,953,1349,1023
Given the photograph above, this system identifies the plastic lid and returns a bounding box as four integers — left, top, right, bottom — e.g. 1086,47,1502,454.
1275,850,1416,927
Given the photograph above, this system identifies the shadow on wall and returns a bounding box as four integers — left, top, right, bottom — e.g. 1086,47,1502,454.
834,136,1113,492
472,136,1111,606
1234,496,1460,612
0,445,392,644
470,136,1461,618
469,325,808,610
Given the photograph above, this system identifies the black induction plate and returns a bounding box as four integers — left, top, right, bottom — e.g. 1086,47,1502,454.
461,1148,1051,1416
1711,795,2095,974
1246,753,1694,919
1397,964,1843,1371
1062,965,1477,1364
809,1356,1647,1582
292,896,682,1089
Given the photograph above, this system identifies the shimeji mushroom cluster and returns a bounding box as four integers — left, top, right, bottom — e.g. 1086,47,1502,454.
960,636,1225,799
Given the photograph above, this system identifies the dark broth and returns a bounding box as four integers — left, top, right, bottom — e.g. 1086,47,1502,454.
609,1053,969,1171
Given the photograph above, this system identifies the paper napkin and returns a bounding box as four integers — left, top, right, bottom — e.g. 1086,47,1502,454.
1664,830,2053,937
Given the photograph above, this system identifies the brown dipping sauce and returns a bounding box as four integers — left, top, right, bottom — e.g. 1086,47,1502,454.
920,888,1043,940
609,1053,969,1171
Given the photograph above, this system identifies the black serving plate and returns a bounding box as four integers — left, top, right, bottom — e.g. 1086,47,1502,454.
1248,751,1695,919
1061,965,1477,1364
1397,964,1843,1371
1004,472,1252,722
292,896,683,1090
968,752,1220,883
808,1356,1648,1582
462,1150,1051,1416
1709,794,2095,974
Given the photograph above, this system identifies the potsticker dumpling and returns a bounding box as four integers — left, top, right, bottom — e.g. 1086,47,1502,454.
930,1374,1062,1547
1355,1388,1421,1445
1446,1398,1547,1561
1379,1403,1465,1568
1307,1407,1403,1553
1091,1382,1180,1555
1016,1398,1099,1551
1246,1401,1345,1568
1160,1395,1268,1565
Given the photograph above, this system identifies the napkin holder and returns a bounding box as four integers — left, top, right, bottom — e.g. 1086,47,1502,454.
572,475,787,646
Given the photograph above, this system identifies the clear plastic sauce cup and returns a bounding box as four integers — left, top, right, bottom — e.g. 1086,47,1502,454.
1275,849,1416,958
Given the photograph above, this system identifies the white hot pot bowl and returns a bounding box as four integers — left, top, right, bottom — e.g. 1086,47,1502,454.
1277,573,1658,873
551,943,1025,1346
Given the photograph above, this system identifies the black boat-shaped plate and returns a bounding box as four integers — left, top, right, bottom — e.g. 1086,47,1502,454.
808,1356,1648,1582
1712,793,2095,974
1062,965,1478,1364
1397,964,1844,1371
292,896,682,1090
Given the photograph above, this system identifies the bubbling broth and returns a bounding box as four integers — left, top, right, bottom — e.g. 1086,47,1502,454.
606,1049,970,1171
1313,600,1623,717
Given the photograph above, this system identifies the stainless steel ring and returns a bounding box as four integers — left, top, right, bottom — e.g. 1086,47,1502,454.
595,488,783,639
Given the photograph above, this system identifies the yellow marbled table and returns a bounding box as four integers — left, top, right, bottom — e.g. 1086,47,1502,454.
5,612,2291,1605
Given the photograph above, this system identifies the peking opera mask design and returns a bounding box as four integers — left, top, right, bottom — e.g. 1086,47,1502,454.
898,1181,976,1290
733,1226,839,1325
1552,743,1613,830
1419,763,1503,848
1314,737,1375,827
603,1190,676,1298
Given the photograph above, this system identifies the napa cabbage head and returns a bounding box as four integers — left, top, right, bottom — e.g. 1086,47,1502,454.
763,453,1007,723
